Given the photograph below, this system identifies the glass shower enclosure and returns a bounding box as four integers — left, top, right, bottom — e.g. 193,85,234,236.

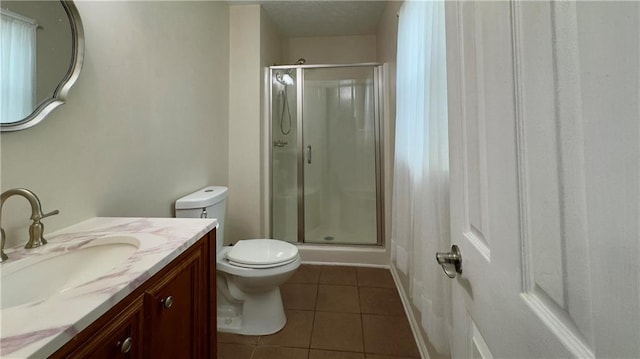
269,64,384,246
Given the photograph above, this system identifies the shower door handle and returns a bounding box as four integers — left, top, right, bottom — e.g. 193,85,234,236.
307,145,312,164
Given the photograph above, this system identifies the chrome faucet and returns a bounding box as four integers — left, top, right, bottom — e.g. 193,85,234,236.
0,188,59,262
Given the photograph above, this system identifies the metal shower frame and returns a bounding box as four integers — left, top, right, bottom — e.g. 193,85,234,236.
268,63,385,246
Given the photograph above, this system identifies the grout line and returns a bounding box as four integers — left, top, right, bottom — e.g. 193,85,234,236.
358,279,367,356
309,281,320,351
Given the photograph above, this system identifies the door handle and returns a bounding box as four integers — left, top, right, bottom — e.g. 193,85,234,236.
436,245,462,278
307,145,312,164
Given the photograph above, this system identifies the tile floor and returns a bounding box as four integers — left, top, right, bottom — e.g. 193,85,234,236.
217,265,421,359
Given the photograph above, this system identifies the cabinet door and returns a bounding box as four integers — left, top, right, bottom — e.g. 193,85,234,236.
67,296,143,359
145,250,203,359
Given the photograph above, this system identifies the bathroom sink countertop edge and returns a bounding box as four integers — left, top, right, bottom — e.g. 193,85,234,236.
0,216,217,359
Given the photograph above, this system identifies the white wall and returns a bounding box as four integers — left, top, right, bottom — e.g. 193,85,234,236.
260,9,283,236
228,5,262,244
0,1,229,248
227,5,282,244
284,35,377,64
261,10,283,69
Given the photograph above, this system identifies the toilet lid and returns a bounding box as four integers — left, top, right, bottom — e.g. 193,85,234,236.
226,239,298,266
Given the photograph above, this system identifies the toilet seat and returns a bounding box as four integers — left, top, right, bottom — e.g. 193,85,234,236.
227,256,298,269
226,239,298,268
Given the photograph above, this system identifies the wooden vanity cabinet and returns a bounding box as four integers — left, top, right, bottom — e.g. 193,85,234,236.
67,297,144,359
144,248,204,359
51,230,216,359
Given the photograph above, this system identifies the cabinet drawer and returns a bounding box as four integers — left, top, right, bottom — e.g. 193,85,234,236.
67,296,143,359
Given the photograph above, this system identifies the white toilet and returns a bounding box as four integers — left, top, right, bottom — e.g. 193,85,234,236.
175,186,300,335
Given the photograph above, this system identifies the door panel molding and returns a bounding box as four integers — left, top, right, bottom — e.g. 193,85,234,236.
521,288,594,358
470,319,494,359
460,0,491,262
512,1,594,356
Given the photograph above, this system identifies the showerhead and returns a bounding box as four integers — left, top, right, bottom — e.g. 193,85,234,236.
274,58,305,86
275,72,294,86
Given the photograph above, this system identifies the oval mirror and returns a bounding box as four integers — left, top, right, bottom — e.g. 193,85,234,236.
0,0,83,132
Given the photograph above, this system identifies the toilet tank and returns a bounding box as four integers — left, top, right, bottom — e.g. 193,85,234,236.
175,186,228,248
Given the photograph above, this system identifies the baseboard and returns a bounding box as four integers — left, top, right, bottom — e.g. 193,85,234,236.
390,264,430,359
300,261,389,269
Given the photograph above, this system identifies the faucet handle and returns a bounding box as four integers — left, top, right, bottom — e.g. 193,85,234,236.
41,209,60,219
26,210,58,249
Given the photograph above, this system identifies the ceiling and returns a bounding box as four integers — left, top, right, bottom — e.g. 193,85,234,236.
256,1,388,38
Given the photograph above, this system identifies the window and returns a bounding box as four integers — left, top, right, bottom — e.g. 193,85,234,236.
1,9,37,121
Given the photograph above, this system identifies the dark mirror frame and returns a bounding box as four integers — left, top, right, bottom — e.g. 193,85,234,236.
1,0,84,132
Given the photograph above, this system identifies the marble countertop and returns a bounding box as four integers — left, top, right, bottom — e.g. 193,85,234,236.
0,217,217,359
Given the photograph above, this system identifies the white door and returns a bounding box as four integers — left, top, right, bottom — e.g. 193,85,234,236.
445,1,639,358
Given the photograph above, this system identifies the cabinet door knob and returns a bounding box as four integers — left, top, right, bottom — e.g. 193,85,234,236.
161,295,174,309
117,337,132,354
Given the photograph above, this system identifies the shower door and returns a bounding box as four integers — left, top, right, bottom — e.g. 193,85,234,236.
302,66,381,245
270,64,383,246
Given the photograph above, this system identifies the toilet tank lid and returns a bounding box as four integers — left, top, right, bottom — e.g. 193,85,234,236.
175,186,228,210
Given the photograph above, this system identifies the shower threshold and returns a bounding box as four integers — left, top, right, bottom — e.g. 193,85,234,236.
304,224,378,246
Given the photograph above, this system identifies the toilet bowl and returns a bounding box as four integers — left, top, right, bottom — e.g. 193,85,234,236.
217,240,301,334
176,186,300,335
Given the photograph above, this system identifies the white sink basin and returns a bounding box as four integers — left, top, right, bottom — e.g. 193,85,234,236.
1,236,140,309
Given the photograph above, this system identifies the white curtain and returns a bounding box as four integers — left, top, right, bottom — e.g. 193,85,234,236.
391,0,451,355
1,11,37,122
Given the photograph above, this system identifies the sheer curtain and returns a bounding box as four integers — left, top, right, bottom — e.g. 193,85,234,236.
1,10,37,121
391,0,450,354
